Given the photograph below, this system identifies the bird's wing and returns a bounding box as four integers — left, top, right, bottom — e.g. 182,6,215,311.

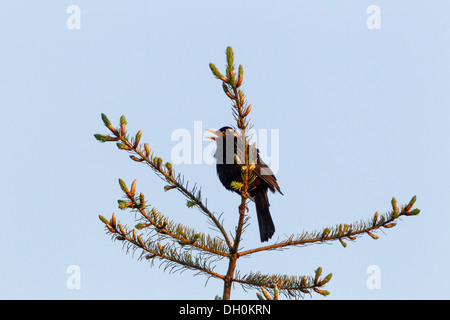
254,157,283,195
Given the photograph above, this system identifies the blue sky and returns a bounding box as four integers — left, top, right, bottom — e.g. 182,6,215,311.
0,1,449,299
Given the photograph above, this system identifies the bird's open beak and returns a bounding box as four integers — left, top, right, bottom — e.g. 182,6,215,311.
206,129,219,140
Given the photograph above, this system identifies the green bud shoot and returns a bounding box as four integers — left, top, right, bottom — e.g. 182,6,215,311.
101,113,111,127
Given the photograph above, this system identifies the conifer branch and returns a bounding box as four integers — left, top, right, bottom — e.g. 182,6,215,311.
104,178,231,259
239,196,420,257
235,267,332,299
99,213,224,279
95,114,233,250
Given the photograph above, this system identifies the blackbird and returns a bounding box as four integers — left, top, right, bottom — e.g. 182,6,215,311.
207,126,283,242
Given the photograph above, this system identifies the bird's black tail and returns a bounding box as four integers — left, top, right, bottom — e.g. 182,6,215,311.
254,190,275,242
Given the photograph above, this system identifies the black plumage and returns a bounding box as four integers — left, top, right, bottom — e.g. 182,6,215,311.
207,126,283,242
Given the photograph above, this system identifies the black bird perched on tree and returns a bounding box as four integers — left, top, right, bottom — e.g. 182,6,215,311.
207,126,283,242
